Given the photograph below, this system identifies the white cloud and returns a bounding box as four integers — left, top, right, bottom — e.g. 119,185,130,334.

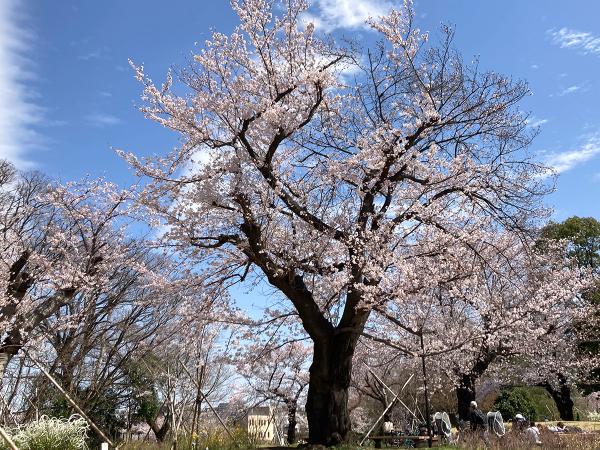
0,1,43,167
526,117,548,128
545,134,600,173
548,27,600,56
78,48,106,61
85,113,122,127
304,0,394,32
558,85,583,96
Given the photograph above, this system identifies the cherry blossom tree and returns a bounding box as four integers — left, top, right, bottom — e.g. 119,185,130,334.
0,161,224,377
122,0,552,443
0,164,135,378
364,232,592,420
442,238,588,420
240,339,311,443
538,216,600,407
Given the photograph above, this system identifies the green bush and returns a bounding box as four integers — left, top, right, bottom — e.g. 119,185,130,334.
493,387,536,421
493,386,559,422
1,415,89,450
524,386,560,420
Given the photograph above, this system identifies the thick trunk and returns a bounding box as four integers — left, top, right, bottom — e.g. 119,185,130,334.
306,334,356,446
286,403,297,444
544,376,574,421
455,348,497,421
456,375,476,421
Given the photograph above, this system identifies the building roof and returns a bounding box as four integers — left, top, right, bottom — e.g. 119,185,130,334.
248,406,272,416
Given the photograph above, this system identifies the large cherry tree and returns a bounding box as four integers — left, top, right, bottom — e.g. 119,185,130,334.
122,0,551,443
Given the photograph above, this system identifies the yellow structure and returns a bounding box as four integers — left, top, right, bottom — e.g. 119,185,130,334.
245,406,276,443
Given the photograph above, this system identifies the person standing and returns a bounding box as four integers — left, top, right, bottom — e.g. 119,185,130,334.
469,401,486,432
468,401,489,445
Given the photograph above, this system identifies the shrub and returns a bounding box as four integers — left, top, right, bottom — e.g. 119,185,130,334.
493,386,560,422
523,386,561,420
493,387,537,421
1,415,89,450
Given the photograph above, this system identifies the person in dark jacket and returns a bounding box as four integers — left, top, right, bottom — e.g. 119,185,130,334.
468,401,489,445
469,401,486,431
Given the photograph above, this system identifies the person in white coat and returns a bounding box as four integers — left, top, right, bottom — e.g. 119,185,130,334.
525,421,542,445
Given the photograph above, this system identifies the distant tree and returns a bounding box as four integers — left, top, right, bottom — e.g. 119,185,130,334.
544,216,600,254
540,216,600,302
0,167,136,378
240,339,310,444
122,323,235,444
363,232,588,420
537,216,600,417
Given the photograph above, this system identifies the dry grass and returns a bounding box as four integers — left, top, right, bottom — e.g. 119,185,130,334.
456,429,600,450
118,427,600,450
541,420,600,432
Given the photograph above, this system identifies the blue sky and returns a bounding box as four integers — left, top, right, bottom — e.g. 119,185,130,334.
1,0,600,220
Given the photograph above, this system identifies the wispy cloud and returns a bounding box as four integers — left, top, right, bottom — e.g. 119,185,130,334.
78,45,110,61
558,84,583,96
0,1,43,167
79,49,104,61
526,116,548,128
303,0,394,32
85,113,122,127
545,133,600,173
548,27,600,56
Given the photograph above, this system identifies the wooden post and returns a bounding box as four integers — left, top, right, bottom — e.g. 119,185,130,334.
24,350,118,449
0,424,18,450
420,333,433,448
178,359,235,440
359,369,414,446
365,367,419,421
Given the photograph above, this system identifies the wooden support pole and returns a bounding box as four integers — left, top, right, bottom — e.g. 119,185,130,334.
0,424,18,450
24,350,118,450
366,367,419,421
359,367,414,446
420,333,433,448
178,359,235,440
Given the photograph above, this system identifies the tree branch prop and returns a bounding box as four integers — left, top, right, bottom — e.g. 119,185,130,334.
24,349,118,449
359,369,414,446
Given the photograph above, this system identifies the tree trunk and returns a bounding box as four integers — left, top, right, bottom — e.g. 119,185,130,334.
306,334,356,446
149,413,171,442
286,402,297,444
0,353,11,380
456,375,476,421
544,376,574,421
